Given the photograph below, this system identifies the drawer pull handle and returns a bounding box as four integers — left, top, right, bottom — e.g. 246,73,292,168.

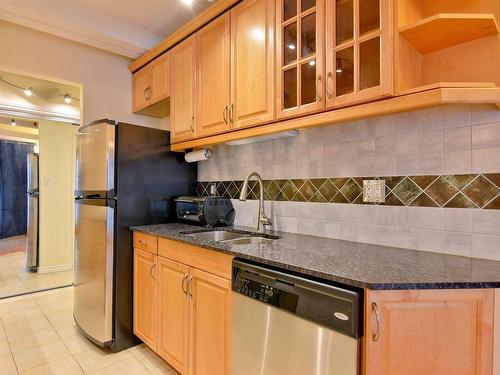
223,105,228,125
372,302,380,342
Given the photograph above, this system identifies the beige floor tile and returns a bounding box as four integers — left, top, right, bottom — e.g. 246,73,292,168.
0,353,18,375
88,357,151,375
12,339,70,372
0,320,6,340
61,333,96,355
0,295,36,317
127,343,150,357
135,350,179,375
53,321,81,339
36,299,73,315
74,346,133,373
0,338,12,356
3,313,52,338
19,356,84,375
45,309,75,326
8,328,60,353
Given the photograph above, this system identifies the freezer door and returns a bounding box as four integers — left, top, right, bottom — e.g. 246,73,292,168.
74,199,114,346
25,194,38,270
76,122,116,194
27,153,38,193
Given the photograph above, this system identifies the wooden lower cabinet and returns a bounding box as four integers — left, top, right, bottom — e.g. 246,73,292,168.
133,249,158,351
157,257,190,374
364,289,494,375
189,268,231,375
134,236,232,375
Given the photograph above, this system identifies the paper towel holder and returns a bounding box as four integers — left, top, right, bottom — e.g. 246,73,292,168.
184,148,213,163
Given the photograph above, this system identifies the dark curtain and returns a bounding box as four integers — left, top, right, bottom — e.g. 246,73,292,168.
0,140,33,239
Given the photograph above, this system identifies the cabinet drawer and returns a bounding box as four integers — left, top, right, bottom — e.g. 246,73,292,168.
133,232,158,254
158,238,232,279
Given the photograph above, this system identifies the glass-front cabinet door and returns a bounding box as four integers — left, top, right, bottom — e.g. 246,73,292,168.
276,0,325,119
325,0,392,109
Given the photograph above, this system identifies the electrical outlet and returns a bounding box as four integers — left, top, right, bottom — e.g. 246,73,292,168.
363,180,385,203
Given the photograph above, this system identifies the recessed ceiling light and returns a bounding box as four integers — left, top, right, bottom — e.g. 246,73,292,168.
11,119,16,126
181,0,193,6
64,94,72,104
24,87,33,96
288,44,296,50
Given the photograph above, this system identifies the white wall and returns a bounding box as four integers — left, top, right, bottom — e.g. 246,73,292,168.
38,120,77,272
0,19,163,129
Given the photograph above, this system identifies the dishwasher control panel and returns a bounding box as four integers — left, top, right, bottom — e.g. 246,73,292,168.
232,259,363,339
233,277,299,313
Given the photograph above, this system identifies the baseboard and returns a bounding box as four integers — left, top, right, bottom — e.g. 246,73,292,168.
37,264,73,274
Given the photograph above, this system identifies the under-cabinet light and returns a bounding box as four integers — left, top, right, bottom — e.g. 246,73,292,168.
225,130,299,146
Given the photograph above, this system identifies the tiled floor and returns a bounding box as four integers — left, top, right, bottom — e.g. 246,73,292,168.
0,236,26,256
0,287,179,374
0,237,73,298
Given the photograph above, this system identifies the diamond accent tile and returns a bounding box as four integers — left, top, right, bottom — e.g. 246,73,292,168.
226,181,240,199
444,174,476,190
332,192,349,203
424,176,459,206
392,177,422,205
383,176,405,190
444,193,477,208
462,175,500,207
331,178,350,190
317,179,339,202
410,176,437,190
409,192,438,207
383,193,405,206
484,174,500,189
298,180,317,202
340,179,362,202
280,180,299,200
485,195,500,209
264,180,281,201
196,183,205,196
309,191,327,203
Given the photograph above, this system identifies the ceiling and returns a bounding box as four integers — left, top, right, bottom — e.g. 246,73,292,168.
0,0,215,59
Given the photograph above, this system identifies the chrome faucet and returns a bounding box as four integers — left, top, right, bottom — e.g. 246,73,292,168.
239,171,272,233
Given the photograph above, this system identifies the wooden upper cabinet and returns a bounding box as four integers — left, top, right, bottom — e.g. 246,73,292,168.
189,268,231,375
364,289,494,375
230,0,275,129
132,66,151,112
276,0,325,119
170,35,197,143
325,0,393,108
132,52,171,116
196,13,231,138
133,249,157,352
157,257,190,375
150,53,170,103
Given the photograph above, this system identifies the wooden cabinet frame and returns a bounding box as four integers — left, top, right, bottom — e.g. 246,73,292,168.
325,0,393,109
275,0,326,119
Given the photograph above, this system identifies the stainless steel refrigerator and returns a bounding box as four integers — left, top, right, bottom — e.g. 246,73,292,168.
26,152,39,271
74,119,196,351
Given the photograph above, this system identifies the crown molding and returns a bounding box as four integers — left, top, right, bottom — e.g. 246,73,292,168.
0,102,80,125
0,2,146,59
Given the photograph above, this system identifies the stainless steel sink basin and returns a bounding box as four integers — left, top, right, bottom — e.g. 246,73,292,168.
184,230,249,242
222,237,276,246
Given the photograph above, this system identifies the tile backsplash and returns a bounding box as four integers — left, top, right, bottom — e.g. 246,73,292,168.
197,104,500,260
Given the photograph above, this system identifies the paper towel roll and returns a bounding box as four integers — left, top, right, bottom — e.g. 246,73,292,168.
184,148,213,163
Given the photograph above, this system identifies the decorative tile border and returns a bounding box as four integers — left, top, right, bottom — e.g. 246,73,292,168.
197,174,500,209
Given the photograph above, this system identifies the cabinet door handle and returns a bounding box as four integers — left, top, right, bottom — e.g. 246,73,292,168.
181,273,188,294
187,275,193,297
150,263,156,279
326,72,334,99
372,302,381,342
316,76,323,102
144,87,151,102
228,103,234,124
189,116,195,133
223,105,228,125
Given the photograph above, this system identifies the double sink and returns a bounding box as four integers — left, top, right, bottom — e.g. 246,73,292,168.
180,229,279,246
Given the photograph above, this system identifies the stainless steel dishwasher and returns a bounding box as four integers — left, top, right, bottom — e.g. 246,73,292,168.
232,260,363,375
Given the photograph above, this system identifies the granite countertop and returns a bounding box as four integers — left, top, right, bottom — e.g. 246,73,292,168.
131,222,500,290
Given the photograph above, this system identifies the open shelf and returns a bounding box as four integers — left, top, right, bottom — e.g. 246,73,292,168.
400,13,499,54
